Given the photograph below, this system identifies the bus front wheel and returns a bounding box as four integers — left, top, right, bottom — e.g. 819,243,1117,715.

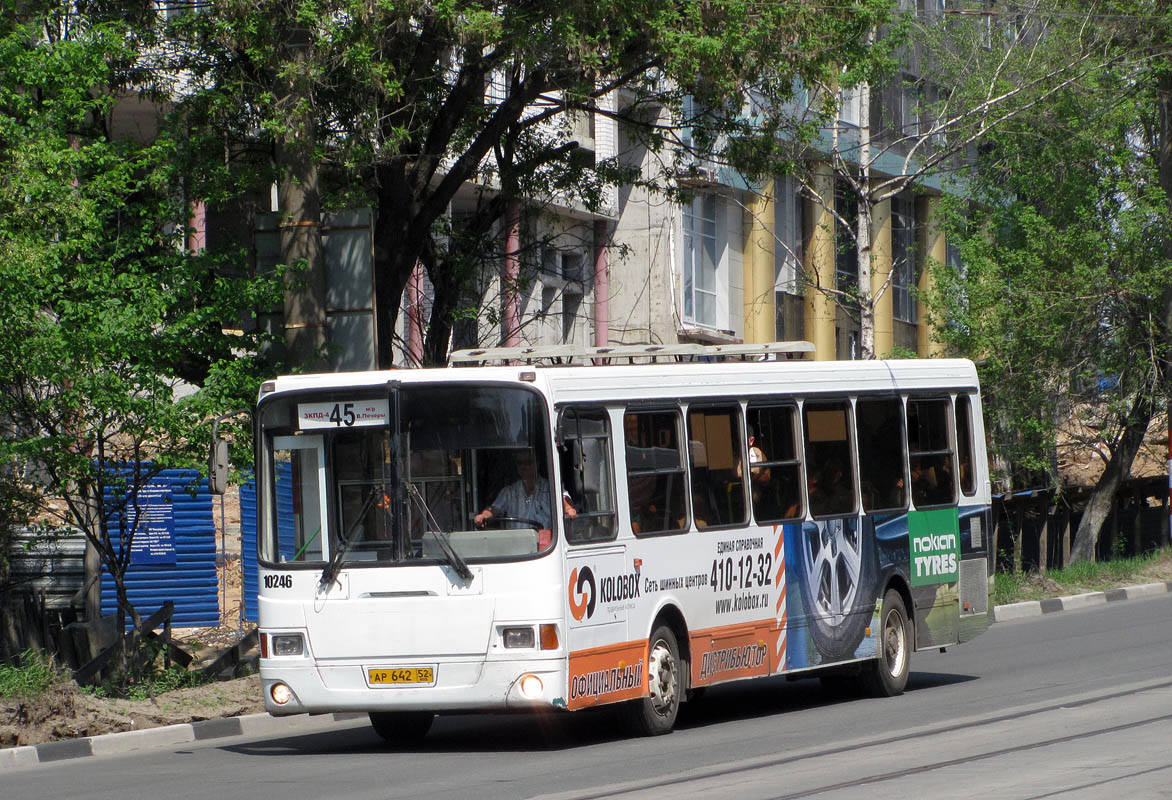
623,625,681,736
862,589,910,697
369,711,434,745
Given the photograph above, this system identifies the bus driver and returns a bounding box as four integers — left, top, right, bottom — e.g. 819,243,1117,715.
474,451,576,529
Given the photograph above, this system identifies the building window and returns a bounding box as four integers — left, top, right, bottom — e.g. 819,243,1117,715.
562,291,582,343
542,247,584,281
892,196,917,324
683,193,719,327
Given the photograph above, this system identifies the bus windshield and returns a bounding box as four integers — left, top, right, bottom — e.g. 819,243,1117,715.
258,384,554,567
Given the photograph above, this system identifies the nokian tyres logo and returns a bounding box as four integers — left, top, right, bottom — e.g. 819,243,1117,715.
909,508,961,586
569,566,596,621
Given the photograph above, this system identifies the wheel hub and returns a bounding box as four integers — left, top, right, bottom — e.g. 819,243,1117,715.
647,639,678,716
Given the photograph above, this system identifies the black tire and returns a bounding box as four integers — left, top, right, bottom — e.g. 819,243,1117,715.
861,589,911,697
368,711,434,745
796,518,876,660
623,625,681,736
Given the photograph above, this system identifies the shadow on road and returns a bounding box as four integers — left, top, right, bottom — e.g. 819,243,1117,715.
223,669,977,757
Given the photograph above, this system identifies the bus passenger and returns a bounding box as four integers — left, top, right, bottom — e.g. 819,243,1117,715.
809,458,851,515
745,424,772,495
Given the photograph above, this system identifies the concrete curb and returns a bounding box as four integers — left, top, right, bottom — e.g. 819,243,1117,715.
3,582,1171,771
990,581,1172,623
0,710,366,772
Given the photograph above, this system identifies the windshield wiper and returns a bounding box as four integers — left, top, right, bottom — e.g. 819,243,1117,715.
318,487,380,591
405,482,473,581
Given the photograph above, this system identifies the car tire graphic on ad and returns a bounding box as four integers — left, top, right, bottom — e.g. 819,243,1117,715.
797,517,876,660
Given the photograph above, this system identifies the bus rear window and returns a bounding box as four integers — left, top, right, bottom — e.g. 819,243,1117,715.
907,398,956,508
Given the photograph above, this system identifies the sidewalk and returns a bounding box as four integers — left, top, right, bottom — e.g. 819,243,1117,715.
3,580,1171,772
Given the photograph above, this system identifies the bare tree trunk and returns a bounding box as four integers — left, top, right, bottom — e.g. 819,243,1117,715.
277,149,326,369
856,65,876,360
423,261,460,367
1069,393,1153,564
276,24,327,371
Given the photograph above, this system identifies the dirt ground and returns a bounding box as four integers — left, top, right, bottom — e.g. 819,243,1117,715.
0,672,264,749
1,488,265,749
0,571,264,749
0,568,265,749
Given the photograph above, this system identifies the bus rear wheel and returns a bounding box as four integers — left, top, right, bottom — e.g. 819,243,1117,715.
862,589,910,697
369,711,434,745
623,625,681,736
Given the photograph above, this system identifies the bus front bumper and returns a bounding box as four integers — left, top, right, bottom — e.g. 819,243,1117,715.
261,657,568,715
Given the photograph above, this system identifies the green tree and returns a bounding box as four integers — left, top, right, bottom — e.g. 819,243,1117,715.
793,1,1119,361
0,2,280,673
171,0,891,365
932,7,1172,561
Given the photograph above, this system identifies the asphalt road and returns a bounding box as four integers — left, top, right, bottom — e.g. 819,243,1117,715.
4,594,1172,800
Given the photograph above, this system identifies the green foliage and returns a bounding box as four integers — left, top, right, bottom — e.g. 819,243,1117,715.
931,5,1172,491
0,648,58,699
0,5,282,665
166,0,893,362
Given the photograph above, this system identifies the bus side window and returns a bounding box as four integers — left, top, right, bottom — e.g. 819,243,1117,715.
906,398,956,508
803,400,857,518
624,410,688,535
746,404,803,523
956,395,977,496
856,397,907,512
686,405,746,529
558,407,617,543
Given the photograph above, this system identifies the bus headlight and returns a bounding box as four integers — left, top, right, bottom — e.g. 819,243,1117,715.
502,627,535,649
272,634,305,656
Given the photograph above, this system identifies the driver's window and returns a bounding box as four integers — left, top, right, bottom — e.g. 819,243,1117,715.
558,407,617,543
473,448,555,533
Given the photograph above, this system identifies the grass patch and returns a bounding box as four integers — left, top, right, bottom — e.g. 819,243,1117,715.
126,666,214,700
0,648,58,699
994,547,1172,605
85,664,215,701
992,570,1028,607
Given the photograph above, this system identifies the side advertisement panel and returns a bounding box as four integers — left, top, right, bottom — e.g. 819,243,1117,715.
782,517,881,671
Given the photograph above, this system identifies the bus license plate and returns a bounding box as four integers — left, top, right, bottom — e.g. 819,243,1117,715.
368,667,436,686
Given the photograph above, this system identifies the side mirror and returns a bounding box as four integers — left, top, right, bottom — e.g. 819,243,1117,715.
209,439,229,495
209,408,251,495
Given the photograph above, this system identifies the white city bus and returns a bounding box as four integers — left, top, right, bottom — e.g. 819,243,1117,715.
249,343,992,741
